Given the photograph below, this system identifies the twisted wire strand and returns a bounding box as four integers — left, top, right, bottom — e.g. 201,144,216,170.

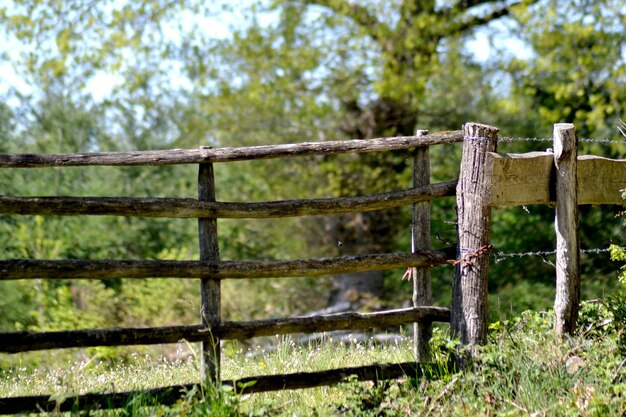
436,135,624,263
491,247,624,263
497,136,626,145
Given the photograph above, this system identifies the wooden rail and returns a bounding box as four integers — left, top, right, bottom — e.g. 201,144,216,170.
0,181,457,218
0,250,454,281
3,122,622,413
0,361,450,414
0,307,451,353
0,130,461,413
0,131,463,167
489,152,626,206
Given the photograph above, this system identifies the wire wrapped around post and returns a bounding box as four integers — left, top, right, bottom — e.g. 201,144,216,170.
451,122,499,366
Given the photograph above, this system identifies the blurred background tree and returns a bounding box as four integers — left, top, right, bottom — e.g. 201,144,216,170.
0,0,624,364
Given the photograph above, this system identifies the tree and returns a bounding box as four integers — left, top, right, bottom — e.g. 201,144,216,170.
507,0,626,139
489,0,626,314
1,0,624,325
259,0,542,309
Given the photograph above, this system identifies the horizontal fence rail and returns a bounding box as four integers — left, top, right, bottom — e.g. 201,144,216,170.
0,131,463,168
0,307,451,353
489,152,626,206
0,130,463,414
3,123,623,413
0,181,457,218
0,361,449,414
0,249,455,280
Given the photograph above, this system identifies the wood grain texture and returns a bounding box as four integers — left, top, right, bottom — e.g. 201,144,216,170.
488,152,626,207
0,306,451,352
0,249,456,281
0,132,463,168
488,151,553,206
553,123,580,336
0,181,457,218
577,156,626,205
451,123,498,356
198,163,220,382
412,130,432,363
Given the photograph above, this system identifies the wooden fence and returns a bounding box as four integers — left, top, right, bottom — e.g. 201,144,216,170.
451,123,625,357
0,130,462,413
0,122,624,413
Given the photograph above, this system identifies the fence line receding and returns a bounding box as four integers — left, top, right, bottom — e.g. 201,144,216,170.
1,122,624,414
0,130,462,413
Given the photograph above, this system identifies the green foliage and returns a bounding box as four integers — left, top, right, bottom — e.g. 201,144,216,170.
0,0,625,371
4,308,626,415
335,378,401,417
604,293,626,356
606,211,626,355
0,102,14,152
0,280,37,332
610,201,626,285
123,384,248,417
508,0,626,139
611,243,626,284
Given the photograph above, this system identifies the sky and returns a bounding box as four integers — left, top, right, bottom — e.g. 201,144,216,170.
0,33,30,104
0,2,246,105
0,4,533,107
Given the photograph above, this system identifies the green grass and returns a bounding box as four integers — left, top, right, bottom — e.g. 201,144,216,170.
2,300,626,416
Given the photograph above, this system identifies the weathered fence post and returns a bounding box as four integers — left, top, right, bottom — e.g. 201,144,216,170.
198,159,221,382
451,122,498,360
412,129,432,363
553,123,580,336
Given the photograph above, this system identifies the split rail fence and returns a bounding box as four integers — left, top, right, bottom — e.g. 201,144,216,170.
0,129,462,413
0,122,624,413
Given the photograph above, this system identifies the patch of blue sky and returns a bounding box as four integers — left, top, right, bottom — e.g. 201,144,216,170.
0,1,536,108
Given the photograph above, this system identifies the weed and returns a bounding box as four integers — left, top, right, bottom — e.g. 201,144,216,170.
3,308,626,415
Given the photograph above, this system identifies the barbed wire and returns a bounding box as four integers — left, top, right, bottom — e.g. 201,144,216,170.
433,135,624,263
498,136,626,145
498,137,552,143
491,247,624,265
434,230,624,262
579,138,626,144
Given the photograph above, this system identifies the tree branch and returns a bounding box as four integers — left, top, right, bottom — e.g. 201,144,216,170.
440,0,514,18
460,0,502,8
440,0,539,36
446,1,538,36
294,0,392,51
451,5,511,34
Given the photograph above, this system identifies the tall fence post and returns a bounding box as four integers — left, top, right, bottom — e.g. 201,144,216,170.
412,129,432,363
198,159,221,382
553,123,580,336
451,122,498,361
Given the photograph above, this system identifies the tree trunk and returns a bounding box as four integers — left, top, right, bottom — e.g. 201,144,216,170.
324,97,417,310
